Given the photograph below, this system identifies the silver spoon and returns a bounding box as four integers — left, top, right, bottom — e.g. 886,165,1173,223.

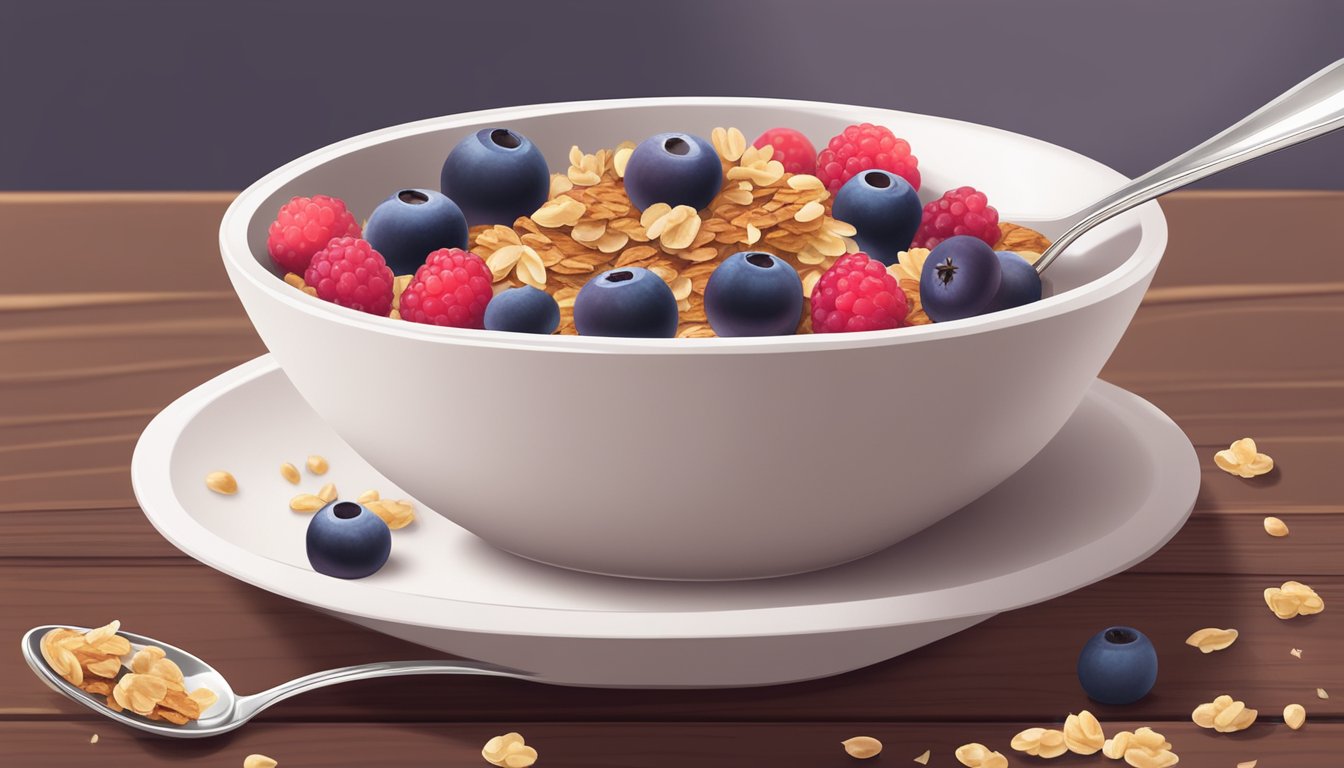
21,624,534,738
1028,57,1344,275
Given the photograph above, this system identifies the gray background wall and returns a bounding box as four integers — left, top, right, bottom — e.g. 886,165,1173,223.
2,0,1340,190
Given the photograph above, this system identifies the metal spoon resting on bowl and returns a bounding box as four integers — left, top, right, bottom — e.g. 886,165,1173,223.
1026,57,1344,275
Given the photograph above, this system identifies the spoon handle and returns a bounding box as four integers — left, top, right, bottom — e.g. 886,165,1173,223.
235,660,530,722
1035,58,1344,274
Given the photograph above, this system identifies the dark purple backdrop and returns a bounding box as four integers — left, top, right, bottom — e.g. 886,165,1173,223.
2,0,1340,190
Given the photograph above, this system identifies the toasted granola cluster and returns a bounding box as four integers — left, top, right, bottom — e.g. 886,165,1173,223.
467,127,1049,337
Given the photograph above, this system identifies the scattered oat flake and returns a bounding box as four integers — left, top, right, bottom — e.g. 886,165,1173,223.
1237,762,1257,768
90,734,98,744
1291,648,1303,658
316,482,337,503
1185,627,1239,653
205,471,237,495
289,493,325,513
1264,516,1289,537
243,756,278,768
1214,437,1273,478
1284,703,1307,730
913,749,931,764
279,463,300,485
1264,580,1325,619
842,736,882,759
306,454,328,475
1318,688,1329,699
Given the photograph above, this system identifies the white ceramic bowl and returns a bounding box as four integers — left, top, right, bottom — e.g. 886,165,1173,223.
220,97,1166,581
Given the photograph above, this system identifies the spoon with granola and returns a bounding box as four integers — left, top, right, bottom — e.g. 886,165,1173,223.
22,621,532,738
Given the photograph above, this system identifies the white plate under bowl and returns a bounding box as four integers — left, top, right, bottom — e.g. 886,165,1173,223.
132,356,1198,688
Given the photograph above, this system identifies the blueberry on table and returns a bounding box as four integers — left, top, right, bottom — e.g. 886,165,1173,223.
306,501,391,580
831,170,923,266
622,132,723,212
363,189,468,275
1077,626,1159,705
440,127,550,227
484,285,561,335
919,235,1003,322
985,250,1043,313
573,267,679,338
704,251,803,337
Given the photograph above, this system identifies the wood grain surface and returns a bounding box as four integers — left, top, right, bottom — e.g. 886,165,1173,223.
2,191,1342,765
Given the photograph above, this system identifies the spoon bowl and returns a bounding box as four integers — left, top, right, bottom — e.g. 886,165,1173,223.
22,624,531,738
22,625,237,738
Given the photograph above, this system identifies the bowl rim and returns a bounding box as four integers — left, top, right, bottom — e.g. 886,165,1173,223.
220,96,1167,354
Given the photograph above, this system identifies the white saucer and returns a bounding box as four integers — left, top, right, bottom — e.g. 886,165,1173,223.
132,355,1198,688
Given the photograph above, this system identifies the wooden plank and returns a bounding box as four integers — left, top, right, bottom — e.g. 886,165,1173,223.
4,505,1343,578
0,192,237,295
0,721,1336,767
0,564,1337,722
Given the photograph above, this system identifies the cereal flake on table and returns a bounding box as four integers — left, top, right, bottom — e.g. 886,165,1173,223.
482,731,537,768
1185,626,1239,653
1214,437,1273,478
842,736,882,759
1264,580,1324,619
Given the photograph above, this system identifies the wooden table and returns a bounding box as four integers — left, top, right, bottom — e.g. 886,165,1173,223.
1,191,1340,766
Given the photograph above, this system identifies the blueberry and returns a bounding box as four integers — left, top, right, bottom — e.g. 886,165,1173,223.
573,267,679,338
984,251,1043,314
363,189,468,275
440,127,550,226
484,285,560,335
704,251,803,337
919,235,1003,322
306,500,391,580
622,132,723,212
831,170,923,266
1077,626,1159,705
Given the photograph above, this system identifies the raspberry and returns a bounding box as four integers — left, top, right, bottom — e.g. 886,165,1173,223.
912,186,1000,250
304,237,394,316
752,127,818,175
267,195,362,274
816,123,920,194
398,248,494,329
810,252,908,334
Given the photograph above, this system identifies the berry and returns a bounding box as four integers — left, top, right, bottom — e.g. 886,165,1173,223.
986,251,1043,314
816,123,920,194
574,267,679,338
306,500,391,580
752,127,817,175
913,186,1000,250
303,237,394,317
810,252,908,334
1077,626,1159,705
919,236,1003,323
398,248,494,329
440,128,550,226
363,189,468,275
622,132,723,212
266,195,362,274
484,285,561,335
832,170,923,266
704,251,804,337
